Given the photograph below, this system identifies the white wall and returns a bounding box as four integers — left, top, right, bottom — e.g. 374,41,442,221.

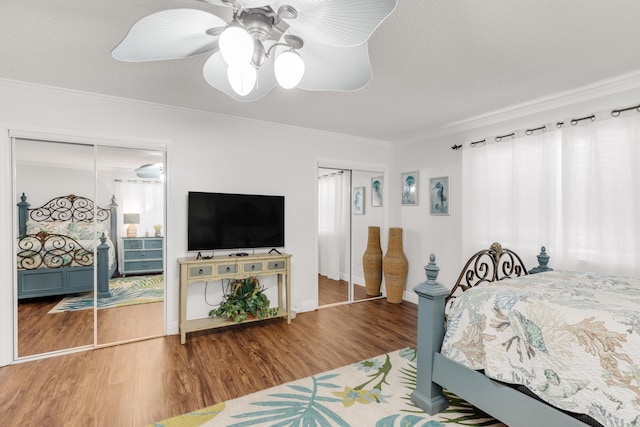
0,79,394,366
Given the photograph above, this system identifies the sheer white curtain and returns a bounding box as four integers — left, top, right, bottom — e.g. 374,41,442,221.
561,116,640,274
318,172,347,280
463,113,640,276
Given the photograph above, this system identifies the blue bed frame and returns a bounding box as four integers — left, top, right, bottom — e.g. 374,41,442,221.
16,193,118,300
411,243,595,427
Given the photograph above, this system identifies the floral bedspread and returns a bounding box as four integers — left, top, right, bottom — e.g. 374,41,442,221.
441,270,640,427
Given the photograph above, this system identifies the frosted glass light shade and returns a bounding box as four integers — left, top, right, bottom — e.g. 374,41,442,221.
219,25,254,66
227,64,257,96
274,50,305,89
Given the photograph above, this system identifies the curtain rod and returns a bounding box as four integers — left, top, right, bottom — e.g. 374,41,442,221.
454,101,640,150
114,179,162,184
318,171,344,178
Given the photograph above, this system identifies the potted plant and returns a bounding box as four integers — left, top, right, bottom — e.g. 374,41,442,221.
209,277,279,323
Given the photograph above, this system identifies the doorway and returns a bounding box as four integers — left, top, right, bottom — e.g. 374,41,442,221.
317,166,385,307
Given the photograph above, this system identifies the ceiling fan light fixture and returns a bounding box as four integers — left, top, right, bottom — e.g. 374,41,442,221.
227,63,257,96
275,50,305,89
111,0,398,100
219,23,254,66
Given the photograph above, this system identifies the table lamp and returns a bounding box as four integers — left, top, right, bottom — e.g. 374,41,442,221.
123,213,140,238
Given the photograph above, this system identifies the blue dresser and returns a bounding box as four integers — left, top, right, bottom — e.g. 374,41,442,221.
121,237,164,276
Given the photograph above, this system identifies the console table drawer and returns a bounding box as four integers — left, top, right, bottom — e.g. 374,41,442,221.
243,262,263,273
267,260,286,271
189,265,213,278
217,264,238,275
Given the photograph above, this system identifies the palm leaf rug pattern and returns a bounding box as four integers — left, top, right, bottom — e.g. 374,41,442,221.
48,274,164,313
149,347,505,427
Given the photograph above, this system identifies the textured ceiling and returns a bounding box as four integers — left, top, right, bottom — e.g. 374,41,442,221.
2,1,640,144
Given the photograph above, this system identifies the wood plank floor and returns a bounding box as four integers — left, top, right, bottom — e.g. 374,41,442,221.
18,297,164,357
318,274,380,306
0,299,418,427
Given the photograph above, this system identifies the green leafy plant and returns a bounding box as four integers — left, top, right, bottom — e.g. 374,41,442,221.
210,277,279,323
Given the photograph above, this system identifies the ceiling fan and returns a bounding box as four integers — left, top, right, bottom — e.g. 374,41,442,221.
112,0,397,101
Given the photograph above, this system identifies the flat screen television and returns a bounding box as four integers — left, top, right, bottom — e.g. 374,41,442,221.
187,191,285,252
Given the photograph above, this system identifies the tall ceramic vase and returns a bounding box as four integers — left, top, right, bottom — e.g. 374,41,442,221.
362,226,383,296
383,227,408,303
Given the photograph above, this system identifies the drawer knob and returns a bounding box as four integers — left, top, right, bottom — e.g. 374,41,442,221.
251,265,255,270
274,263,278,268
226,267,231,272
199,269,203,274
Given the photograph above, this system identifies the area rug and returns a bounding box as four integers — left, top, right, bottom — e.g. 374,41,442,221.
147,347,504,427
48,274,164,313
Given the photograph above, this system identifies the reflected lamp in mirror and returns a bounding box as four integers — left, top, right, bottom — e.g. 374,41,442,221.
124,213,140,237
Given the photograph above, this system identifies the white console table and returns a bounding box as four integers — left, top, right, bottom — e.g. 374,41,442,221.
178,252,292,344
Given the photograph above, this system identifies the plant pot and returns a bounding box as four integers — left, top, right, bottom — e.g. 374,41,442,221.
383,227,408,303
362,226,383,296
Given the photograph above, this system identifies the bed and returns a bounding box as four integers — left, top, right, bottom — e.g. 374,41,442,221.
16,193,118,300
411,243,639,427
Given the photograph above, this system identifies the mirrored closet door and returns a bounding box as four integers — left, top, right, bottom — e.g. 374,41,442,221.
351,169,385,302
96,145,165,345
15,139,96,357
317,167,384,306
14,137,166,358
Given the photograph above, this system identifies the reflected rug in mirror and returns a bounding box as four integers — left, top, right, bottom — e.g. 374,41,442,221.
48,274,164,313
147,347,503,427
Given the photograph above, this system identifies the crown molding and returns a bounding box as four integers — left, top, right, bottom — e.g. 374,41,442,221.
0,78,394,147
401,70,640,146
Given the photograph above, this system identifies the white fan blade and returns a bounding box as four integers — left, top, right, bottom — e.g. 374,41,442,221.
271,0,397,47
290,37,371,91
202,52,277,101
112,9,226,61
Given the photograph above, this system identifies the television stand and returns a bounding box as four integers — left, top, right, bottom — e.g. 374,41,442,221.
178,252,292,344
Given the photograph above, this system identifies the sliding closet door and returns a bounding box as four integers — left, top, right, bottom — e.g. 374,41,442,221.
95,145,165,345
318,168,351,305
317,167,385,306
351,170,385,301
15,139,95,357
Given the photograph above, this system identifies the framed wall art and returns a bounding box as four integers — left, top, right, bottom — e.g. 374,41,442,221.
371,176,383,207
429,176,449,215
401,171,418,206
353,186,365,215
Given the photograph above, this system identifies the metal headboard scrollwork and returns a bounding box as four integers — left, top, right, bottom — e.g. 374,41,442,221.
17,193,114,237
16,193,119,273
28,194,110,223
17,231,94,270
446,242,528,305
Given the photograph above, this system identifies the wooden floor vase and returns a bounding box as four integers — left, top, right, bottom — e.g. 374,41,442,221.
362,226,383,296
383,227,408,303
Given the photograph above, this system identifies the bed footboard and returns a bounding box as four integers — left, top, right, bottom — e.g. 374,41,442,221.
410,254,450,414
411,247,595,426
411,245,551,415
